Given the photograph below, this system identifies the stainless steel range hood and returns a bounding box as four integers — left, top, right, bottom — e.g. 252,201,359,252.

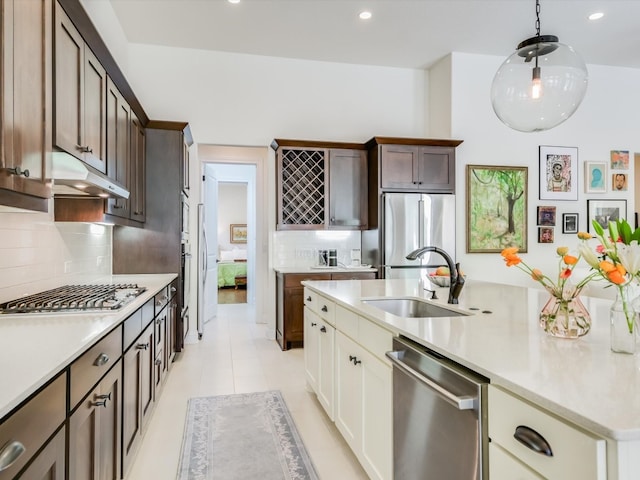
51,152,129,199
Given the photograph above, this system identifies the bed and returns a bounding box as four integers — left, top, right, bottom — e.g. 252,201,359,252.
218,262,247,288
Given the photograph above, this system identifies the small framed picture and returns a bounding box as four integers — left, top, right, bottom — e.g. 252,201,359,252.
584,161,607,193
562,213,579,234
538,227,554,243
539,146,578,200
610,150,629,170
612,172,628,191
587,199,627,233
537,206,556,226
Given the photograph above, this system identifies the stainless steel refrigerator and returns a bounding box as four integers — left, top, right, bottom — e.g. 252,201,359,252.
362,192,456,278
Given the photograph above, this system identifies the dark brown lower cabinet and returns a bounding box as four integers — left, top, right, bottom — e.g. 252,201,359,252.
276,271,376,350
68,361,122,480
122,323,154,476
18,427,66,480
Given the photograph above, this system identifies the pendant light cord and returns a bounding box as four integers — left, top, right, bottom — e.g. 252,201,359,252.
535,0,541,40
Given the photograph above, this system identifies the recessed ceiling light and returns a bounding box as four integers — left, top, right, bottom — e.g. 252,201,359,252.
359,11,372,20
588,12,604,20
228,0,240,4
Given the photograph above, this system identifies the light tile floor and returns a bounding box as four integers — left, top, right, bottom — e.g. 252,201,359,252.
126,303,368,480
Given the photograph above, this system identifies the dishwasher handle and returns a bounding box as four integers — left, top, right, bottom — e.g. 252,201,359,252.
386,350,476,410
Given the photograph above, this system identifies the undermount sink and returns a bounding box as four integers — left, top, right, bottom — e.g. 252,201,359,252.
362,297,469,318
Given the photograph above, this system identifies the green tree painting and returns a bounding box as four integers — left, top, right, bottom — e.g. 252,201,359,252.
467,165,528,253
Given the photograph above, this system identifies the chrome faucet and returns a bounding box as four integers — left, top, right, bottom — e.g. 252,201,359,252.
406,246,465,304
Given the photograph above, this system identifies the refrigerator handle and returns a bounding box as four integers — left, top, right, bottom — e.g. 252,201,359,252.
202,226,208,283
418,198,425,247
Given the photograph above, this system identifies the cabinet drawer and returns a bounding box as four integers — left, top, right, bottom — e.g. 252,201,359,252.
358,317,393,363
331,272,376,281
489,443,543,480
488,385,606,480
316,295,335,325
0,373,66,479
286,273,331,288
70,326,122,409
154,286,170,315
335,304,359,340
304,289,319,313
123,299,154,351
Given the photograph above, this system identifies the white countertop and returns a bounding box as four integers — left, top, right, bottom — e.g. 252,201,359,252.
0,274,177,419
274,266,377,274
302,278,640,442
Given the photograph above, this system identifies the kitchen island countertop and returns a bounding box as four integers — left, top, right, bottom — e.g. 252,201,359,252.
274,266,377,274
0,273,177,419
302,277,640,442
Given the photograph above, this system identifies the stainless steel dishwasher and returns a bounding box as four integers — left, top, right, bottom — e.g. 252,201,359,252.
386,336,489,479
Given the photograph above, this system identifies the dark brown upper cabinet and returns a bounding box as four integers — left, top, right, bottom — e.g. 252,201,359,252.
273,139,368,231
54,1,107,173
0,0,53,212
105,76,131,218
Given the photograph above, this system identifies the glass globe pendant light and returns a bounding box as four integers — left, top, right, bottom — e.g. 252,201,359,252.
490,0,588,132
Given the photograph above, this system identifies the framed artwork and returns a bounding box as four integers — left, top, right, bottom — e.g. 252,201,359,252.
584,161,607,193
466,165,528,253
538,227,554,243
587,200,627,233
612,172,628,191
539,145,578,200
562,213,579,234
610,150,629,170
230,224,247,243
537,206,556,226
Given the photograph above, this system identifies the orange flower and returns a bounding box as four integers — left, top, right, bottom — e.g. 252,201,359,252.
577,231,592,240
501,247,519,257
616,264,627,276
608,270,626,285
563,255,578,265
531,269,544,281
599,260,616,272
504,254,521,267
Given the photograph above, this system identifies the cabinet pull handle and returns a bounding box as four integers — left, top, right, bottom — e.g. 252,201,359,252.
94,353,110,367
321,305,328,312
0,440,25,472
170,287,177,293
349,355,361,365
311,322,317,327
113,205,123,209
136,342,150,350
155,359,162,366
95,392,111,401
3,167,30,178
513,425,553,457
76,145,93,153
320,326,327,333
306,296,311,302
92,399,108,408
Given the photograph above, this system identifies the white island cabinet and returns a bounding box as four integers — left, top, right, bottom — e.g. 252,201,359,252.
304,288,393,480
302,278,640,480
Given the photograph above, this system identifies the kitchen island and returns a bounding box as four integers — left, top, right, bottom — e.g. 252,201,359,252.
302,277,640,479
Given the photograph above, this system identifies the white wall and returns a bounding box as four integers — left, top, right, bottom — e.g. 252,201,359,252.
445,52,640,297
217,183,247,252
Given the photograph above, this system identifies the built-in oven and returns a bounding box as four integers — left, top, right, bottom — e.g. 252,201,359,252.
386,336,489,479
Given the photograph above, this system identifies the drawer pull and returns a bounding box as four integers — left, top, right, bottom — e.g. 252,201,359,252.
0,440,25,472
306,296,311,302
320,326,327,333
92,399,108,408
94,353,110,367
311,322,317,327
321,305,328,312
514,425,553,457
155,359,161,366
136,342,150,350
96,393,111,401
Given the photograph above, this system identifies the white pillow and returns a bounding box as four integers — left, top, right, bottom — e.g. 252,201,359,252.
220,250,234,262
233,249,247,260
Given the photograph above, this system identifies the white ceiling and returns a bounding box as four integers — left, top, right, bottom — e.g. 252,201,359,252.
107,0,640,70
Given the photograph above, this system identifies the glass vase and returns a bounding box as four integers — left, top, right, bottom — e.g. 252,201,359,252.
539,284,591,338
610,285,638,354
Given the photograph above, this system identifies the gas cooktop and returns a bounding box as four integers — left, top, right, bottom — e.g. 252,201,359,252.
0,284,147,314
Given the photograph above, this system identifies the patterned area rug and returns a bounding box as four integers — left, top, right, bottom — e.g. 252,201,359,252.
176,391,319,480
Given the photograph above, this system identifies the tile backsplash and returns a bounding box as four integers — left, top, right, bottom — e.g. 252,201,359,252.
0,203,111,302
273,230,362,268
